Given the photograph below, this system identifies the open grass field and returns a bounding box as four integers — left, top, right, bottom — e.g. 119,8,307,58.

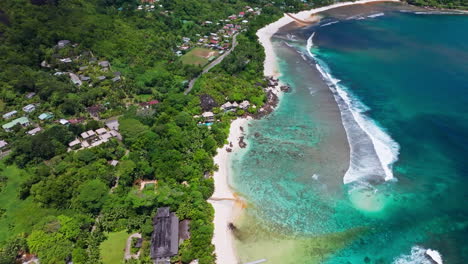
0,164,58,243
180,47,219,66
100,231,129,264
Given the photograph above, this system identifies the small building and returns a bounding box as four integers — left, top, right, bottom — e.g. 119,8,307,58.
91,140,103,147
59,119,69,125
86,130,96,137
25,92,36,99
81,131,91,139
111,76,121,82
22,104,36,113
68,139,81,147
96,128,107,135
38,112,54,121
2,117,30,132
81,141,90,148
151,207,179,263
98,61,110,67
68,117,84,124
100,132,112,141
201,112,215,122
80,75,91,81
109,160,119,166
57,40,71,48
26,127,42,136
0,140,8,150
3,110,17,120
60,58,72,63
105,119,119,131
97,76,106,81
239,100,250,110
109,130,122,140
79,66,88,71
69,73,82,86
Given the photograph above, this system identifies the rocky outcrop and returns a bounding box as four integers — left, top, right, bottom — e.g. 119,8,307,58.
199,94,218,111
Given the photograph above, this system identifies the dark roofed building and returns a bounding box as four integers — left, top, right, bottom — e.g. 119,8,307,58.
178,220,191,244
151,207,179,263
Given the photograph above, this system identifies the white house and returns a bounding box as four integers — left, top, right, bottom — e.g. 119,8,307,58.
22,104,36,113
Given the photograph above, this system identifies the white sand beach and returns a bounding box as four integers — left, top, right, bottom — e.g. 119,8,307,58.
257,0,400,78
209,117,249,264
210,1,400,263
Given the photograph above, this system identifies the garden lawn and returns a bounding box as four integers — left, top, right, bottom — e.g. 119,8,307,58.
100,230,129,264
180,47,218,66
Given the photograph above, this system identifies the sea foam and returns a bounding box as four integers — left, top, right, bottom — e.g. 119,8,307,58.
306,32,400,184
368,12,385,18
320,21,339,27
393,246,443,264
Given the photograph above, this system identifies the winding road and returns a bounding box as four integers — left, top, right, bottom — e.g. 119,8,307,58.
184,33,239,95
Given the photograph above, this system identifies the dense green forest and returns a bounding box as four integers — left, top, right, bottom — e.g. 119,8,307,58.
0,0,464,263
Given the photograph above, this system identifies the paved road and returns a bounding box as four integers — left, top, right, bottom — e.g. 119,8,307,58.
124,233,142,260
184,33,239,95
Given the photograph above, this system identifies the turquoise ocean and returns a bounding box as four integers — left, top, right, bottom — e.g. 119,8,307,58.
231,4,468,264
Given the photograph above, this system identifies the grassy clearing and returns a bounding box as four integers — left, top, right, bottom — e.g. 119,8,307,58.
180,47,218,66
100,230,129,264
0,164,58,243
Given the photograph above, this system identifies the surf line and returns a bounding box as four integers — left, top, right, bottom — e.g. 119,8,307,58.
306,32,400,185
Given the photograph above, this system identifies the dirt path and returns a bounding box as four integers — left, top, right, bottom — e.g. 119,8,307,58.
124,233,142,260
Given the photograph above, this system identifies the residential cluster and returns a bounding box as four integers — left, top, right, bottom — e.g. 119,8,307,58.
197,100,252,126
176,6,262,56
68,120,121,151
43,40,122,87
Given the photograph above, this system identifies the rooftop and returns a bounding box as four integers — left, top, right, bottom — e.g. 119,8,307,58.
151,207,179,260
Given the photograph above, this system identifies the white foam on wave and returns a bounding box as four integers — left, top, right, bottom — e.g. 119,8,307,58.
306,32,400,184
393,246,443,264
320,21,339,27
368,12,385,18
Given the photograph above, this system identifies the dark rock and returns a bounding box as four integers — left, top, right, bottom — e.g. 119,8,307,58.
254,132,261,138
199,94,218,111
280,84,292,92
239,137,247,148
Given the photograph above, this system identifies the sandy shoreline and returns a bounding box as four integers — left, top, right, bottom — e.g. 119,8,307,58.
210,1,400,263
256,0,400,79
209,117,249,264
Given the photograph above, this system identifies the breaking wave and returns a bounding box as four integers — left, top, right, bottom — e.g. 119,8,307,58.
393,246,443,264
368,12,385,18
306,32,400,184
320,21,339,27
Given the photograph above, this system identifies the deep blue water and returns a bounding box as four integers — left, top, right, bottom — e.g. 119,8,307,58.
311,11,468,263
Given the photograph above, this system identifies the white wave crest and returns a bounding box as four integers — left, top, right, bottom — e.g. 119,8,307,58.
306,32,400,184
393,246,443,264
320,21,339,27
368,12,385,18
